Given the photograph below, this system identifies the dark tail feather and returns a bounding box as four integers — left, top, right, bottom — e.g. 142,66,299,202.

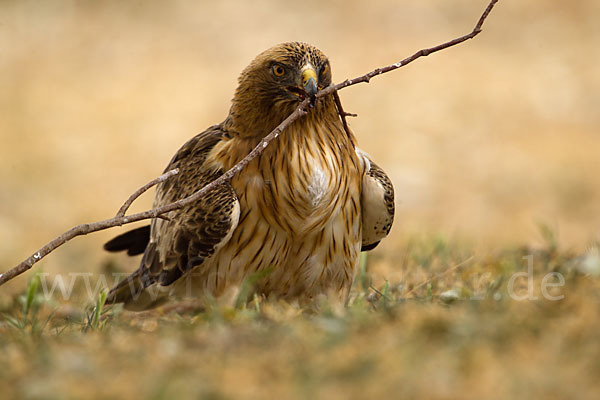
104,225,150,256
361,241,380,252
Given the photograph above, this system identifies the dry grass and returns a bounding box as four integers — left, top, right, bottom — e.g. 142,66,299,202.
1,0,600,398
2,238,600,399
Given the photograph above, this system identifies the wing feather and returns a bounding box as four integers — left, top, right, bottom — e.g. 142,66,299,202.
106,125,240,307
359,152,395,251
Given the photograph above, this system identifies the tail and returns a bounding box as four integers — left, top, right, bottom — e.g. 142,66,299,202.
104,225,150,256
106,268,166,311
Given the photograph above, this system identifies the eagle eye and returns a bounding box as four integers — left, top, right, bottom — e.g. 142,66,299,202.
272,64,285,77
320,62,329,77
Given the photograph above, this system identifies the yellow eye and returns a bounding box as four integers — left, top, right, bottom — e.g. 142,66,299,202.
272,64,285,77
320,63,329,76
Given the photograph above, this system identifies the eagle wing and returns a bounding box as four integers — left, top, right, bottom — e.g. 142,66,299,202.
105,125,240,308
359,153,395,251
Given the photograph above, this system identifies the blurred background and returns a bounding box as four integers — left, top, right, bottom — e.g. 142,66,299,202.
1,0,599,290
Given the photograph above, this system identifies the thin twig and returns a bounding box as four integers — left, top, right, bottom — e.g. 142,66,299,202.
369,286,391,301
332,91,357,140
0,0,499,287
318,0,499,98
115,168,179,218
403,255,475,299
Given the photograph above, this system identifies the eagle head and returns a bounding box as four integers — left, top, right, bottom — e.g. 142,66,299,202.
228,42,333,138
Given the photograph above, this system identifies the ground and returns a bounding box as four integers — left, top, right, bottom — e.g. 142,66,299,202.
2,236,600,399
1,0,599,399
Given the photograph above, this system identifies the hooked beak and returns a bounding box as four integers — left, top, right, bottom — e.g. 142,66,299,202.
302,68,318,99
286,66,319,106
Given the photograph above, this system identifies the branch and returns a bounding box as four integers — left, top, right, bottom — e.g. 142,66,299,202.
333,91,357,141
115,168,179,218
0,104,308,286
319,0,499,97
0,0,499,287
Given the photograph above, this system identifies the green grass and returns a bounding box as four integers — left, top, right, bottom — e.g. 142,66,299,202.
1,236,600,399
2,272,54,337
82,289,109,333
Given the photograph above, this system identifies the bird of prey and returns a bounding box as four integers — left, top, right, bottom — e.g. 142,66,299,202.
103,42,394,310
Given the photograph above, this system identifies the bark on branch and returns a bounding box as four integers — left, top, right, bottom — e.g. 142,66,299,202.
0,0,499,287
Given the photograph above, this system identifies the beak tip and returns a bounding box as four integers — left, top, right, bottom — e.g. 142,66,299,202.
302,68,319,98
304,77,318,98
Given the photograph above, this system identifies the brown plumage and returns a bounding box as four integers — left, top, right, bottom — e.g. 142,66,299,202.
104,42,395,310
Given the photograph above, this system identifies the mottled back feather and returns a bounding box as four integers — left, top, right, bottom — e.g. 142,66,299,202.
106,126,240,307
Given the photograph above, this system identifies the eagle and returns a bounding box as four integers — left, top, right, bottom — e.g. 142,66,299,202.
103,42,394,310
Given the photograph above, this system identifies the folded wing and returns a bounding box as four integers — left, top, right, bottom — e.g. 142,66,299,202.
105,125,240,309
360,154,395,251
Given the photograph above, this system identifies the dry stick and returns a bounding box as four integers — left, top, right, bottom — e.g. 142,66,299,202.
332,91,357,140
115,168,179,218
402,255,475,299
0,104,308,286
0,0,499,287
319,0,498,99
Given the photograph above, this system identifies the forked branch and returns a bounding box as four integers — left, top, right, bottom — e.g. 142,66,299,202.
0,0,499,287
116,168,180,218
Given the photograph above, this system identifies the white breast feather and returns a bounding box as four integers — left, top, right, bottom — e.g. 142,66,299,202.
307,164,328,207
